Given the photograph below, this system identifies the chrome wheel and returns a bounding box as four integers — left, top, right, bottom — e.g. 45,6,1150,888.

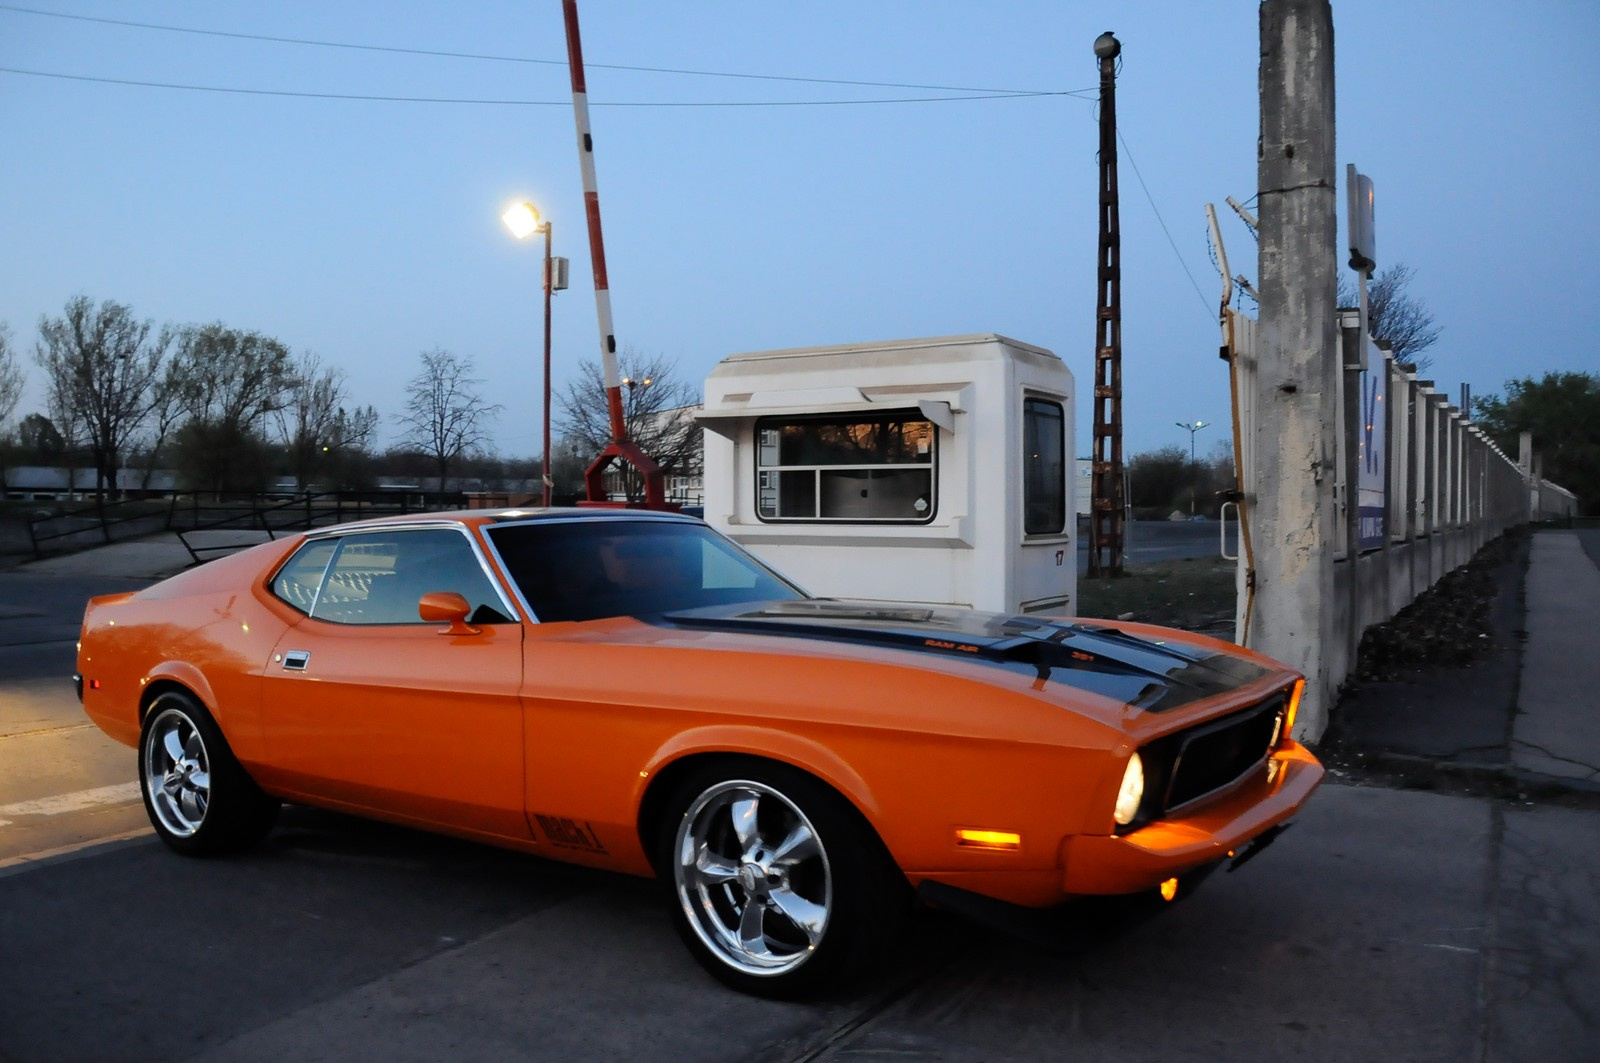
673,778,832,978
143,706,212,838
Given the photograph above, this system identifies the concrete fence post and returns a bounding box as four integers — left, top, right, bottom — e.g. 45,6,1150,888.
1254,0,1338,738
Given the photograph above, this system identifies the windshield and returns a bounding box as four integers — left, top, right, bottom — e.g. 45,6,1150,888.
484,519,806,623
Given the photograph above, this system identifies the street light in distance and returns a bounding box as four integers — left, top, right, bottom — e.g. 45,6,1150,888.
1176,419,1209,516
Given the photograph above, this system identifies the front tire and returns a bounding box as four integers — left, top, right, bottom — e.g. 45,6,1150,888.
139,691,278,856
659,760,907,998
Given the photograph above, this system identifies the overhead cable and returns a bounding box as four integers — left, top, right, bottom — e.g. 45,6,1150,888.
0,3,1076,98
0,66,1069,106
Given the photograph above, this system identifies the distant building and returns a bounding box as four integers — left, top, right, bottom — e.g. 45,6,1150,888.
2,466,178,501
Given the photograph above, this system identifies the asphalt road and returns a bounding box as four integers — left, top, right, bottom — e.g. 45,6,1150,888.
0,573,154,869
1077,518,1237,570
1,568,1595,1062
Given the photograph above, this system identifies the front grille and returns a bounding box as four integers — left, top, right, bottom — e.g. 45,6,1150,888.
1164,695,1285,811
1125,693,1287,831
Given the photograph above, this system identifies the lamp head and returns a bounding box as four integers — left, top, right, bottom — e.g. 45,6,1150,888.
502,201,543,240
1093,32,1120,60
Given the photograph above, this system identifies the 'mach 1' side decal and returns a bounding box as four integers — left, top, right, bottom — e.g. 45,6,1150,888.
534,814,608,854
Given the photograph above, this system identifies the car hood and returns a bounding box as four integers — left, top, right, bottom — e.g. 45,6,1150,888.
661,599,1271,712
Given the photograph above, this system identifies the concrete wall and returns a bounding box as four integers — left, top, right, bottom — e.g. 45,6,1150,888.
1320,355,1532,737
1228,301,1554,740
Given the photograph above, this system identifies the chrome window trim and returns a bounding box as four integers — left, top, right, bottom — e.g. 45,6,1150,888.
481,514,808,626
265,538,339,619
271,522,519,626
299,518,472,540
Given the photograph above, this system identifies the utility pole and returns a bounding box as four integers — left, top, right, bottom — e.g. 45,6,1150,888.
1087,30,1125,578
1254,0,1338,738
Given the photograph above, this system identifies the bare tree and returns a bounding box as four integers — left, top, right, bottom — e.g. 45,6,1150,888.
395,348,501,492
0,323,23,432
274,351,354,492
167,323,294,495
0,327,27,494
131,362,194,491
334,403,380,453
555,349,701,501
34,296,170,497
546,433,593,500
326,403,381,489
170,323,294,429
1338,262,1442,372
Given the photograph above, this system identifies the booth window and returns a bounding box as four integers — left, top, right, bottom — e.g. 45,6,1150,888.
1023,398,1066,535
755,411,936,523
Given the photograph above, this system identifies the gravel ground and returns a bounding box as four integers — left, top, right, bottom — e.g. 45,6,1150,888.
1346,530,1521,682
1075,556,1238,634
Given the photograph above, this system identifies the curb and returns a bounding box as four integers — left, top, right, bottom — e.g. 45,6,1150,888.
1322,746,1600,804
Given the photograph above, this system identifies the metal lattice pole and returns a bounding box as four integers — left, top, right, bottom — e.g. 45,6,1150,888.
1088,31,1125,578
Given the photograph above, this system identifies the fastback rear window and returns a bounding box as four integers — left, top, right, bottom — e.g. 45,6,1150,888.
485,520,803,623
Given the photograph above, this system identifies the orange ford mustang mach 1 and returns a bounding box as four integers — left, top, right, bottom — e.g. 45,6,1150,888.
77,508,1322,997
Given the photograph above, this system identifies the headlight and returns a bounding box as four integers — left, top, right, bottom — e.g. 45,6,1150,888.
1113,752,1144,826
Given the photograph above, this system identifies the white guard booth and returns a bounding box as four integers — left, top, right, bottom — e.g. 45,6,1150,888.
699,333,1076,615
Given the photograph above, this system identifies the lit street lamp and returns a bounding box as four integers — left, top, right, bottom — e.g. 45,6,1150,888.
1176,419,1209,516
502,201,567,506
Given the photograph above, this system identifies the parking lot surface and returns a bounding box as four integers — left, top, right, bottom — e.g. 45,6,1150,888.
2,534,1597,1061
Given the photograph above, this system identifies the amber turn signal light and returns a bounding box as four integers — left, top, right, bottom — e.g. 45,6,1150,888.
1283,679,1305,741
955,829,1022,851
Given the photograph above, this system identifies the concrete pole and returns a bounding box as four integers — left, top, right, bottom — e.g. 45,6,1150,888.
1254,0,1338,739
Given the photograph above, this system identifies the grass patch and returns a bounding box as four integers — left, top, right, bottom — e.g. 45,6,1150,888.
1077,556,1237,634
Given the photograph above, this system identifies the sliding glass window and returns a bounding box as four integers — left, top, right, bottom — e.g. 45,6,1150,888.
755,412,936,523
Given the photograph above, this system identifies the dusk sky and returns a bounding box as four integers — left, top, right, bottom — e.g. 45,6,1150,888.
3,1,1597,464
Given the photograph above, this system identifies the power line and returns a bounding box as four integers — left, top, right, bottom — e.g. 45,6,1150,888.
0,3,1077,98
0,65,1069,107
1117,129,1213,320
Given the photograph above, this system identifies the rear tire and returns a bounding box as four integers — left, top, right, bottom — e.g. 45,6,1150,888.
139,690,279,856
658,759,908,998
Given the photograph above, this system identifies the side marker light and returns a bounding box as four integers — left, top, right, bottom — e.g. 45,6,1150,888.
955,829,1022,851
1159,877,1179,902
1283,678,1305,739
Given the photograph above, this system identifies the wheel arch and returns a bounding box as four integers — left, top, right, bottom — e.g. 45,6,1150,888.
634,730,889,877
138,664,218,722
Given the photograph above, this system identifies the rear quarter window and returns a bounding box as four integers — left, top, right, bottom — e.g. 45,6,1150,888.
271,539,336,615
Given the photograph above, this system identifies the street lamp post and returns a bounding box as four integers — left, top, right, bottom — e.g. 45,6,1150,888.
502,201,564,507
1176,419,1209,516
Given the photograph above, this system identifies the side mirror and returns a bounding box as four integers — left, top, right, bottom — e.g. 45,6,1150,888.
418,591,479,636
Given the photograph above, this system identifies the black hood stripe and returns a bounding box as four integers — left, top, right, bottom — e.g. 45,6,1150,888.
659,600,1268,711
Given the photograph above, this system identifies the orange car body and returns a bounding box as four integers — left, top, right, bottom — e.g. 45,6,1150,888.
78,510,1321,908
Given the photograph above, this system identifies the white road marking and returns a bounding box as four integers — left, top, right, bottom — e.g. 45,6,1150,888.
0,781,141,826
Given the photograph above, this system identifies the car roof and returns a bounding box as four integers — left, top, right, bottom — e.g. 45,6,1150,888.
304,506,701,536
